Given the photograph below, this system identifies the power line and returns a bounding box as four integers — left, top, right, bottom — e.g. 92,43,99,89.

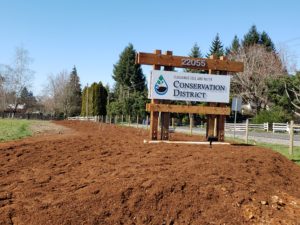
281,37,300,43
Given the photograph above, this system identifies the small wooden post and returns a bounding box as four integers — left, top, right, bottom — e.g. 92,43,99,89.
109,115,112,124
128,115,131,126
146,115,149,130
160,50,173,140
207,55,218,139
121,115,124,124
289,120,294,155
115,115,117,124
136,115,139,128
245,119,249,144
149,50,161,140
213,117,217,137
216,56,227,141
189,114,193,136
158,112,161,131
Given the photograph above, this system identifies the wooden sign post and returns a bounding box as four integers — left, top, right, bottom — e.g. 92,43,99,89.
136,50,244,141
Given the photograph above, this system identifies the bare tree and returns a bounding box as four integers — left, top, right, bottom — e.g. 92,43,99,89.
1,47,34,116
0,73,5,112
42,71,71,117
229,44,285,114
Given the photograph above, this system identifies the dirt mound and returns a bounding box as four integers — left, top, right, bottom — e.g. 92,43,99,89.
1,121,300,225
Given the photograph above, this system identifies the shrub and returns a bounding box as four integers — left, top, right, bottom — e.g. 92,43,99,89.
251,106,292,124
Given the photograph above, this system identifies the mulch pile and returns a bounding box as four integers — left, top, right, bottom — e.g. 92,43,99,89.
1,121,300,225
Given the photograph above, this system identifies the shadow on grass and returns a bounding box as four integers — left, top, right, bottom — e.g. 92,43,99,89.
231,143,254,147
291,159,300,163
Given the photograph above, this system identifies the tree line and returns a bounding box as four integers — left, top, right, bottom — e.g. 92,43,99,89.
1,24,299,123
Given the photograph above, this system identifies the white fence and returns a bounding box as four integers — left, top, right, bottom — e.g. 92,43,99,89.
225,122,268,132
272,123,289,133
272,122,300,133
68,116,98,122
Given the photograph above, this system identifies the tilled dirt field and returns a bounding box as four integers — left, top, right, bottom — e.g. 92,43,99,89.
1,121,300,225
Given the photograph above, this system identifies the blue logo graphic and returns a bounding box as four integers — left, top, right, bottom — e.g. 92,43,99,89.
154,75,168,95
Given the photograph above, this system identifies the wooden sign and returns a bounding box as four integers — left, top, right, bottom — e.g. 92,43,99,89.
136,52,244,72
136,50,244,142
146,103,231,115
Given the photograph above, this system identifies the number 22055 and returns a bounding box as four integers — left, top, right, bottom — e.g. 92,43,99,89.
181,58,206,67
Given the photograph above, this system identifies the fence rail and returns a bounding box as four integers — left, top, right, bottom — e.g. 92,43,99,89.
225,122,268,132
68,116,99,122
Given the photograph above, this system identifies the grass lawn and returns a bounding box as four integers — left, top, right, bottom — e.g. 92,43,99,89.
0,119,32,142
226,137,300,165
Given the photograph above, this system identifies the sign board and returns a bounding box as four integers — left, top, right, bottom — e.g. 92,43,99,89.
231,97,242,112
148,70,231,103
136,52,244,72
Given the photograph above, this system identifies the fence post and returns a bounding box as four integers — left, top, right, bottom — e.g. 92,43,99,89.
129,115,131,126
136,115,139,128
266,122,269,132
158,112,161,131
146,115,149,130
172,117,175,129
245,119,249,144
289,120,294,155
121,115,124,124
189,114,193,136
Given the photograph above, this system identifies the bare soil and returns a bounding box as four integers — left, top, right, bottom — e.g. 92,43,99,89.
1,121,300,225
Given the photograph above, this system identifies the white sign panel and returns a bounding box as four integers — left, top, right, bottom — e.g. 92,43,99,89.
149,70,231,103
231,97,242,112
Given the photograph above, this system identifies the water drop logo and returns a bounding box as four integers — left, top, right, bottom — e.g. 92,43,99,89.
154,75,168,95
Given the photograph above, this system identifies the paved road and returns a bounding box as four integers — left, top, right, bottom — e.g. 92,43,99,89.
174,126,300,146
127,124,300,146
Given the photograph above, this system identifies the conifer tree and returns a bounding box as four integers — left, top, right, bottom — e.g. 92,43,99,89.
207,33,224,58
185,43,203,73
242,25,260,48
110,43,147,117
231,35,240,53
67,66,82,116
260,31,275,52
98,82,108,116
112,43,146,94
239,25,276,53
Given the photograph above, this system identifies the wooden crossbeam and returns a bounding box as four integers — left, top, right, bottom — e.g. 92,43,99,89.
136,52,244,72
146,103,231,115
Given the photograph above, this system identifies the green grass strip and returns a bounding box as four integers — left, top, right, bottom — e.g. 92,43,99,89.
226,137,300,165
0,119,32,142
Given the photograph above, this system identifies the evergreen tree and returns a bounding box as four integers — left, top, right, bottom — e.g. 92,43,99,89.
225,35,240,56
260,31,275,52
242,25,275,52
231,35,240,53
81,82,108,116
242,25,260,48
207,33,224,58
68,66,82,116
112,43,146,93
88,83,96,116
110,43,147,118
98,82,108,116
185,43,203,73
19,87,36,112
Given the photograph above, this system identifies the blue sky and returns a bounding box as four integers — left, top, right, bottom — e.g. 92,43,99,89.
0,0,300,95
